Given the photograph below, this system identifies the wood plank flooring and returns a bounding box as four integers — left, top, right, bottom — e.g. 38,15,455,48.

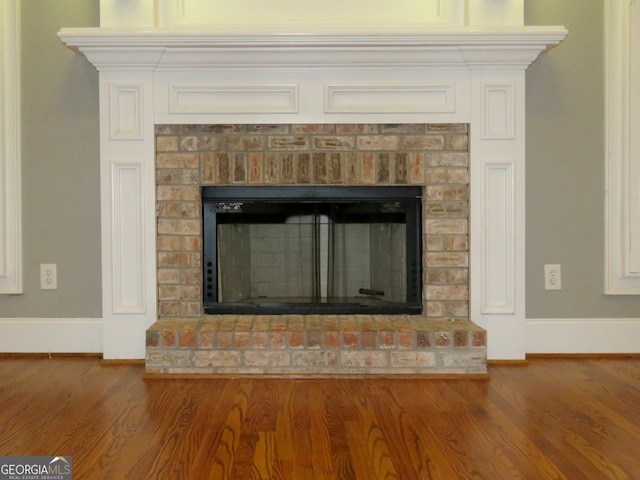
1,356,640,479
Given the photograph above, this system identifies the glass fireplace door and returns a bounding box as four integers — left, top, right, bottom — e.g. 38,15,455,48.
203,186,422,314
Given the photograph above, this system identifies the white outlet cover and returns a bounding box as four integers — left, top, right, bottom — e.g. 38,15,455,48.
544,264,561,290
40,263,57,290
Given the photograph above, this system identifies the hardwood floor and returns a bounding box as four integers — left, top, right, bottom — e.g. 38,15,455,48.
1,356,640,479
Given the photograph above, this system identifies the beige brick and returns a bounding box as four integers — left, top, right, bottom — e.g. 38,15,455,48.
226,135,265,151
158,302,180,316
360,153,376,184
425,219,468,235
425,152,469,167
402,135,444,150
156,152,198,168
233,153,247,183
444,236,468,251
328,153,345,183
264,153,280,183
425,252,469,268
158,285,201,301
180,302,202,317
336,124,378,134
292,351,338,367
425,301,446,317
446,301,469,318
292,124,335,134
244,351,290,367
268,136,309,150
251,331,268,349
425,167,447,184
157,268,180,284
181,236,202,251
157,185,200,201
391,351,437,367
357,135,400,150
341,351,388,368
324,331,341,348
200,152,216,184
441,351,486,369
146,349,192,368
157,219,200,236
376,153,391,183
248,152,264,183
473,330,487,347
156,169,199,185
398,331,414,349
280,154,295,184
426,285,469,301
296,153,311,183
312,153,328,183
447,168,469,185
269,331,287,349
427,123,468,133
408,152,425,184
194,350,241,367
235,331,250,348
313,136,354,150
157,252,201,268
445,134,469,151
157,235,180,251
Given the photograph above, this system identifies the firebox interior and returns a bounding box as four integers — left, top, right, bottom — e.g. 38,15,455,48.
203,186,422,314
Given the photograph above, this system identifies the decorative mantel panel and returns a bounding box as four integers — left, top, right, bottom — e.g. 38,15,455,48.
58,25,566,359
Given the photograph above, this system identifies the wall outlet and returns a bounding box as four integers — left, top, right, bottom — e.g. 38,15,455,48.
40,264,57,290
544,264,561,290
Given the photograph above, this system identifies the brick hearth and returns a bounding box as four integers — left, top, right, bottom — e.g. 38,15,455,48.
146,315,487,376
146,123,486,376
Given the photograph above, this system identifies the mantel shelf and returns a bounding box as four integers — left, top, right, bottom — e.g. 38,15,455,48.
58,25,567,70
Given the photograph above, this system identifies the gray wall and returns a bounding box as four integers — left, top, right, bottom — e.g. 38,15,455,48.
0,1,101,317
2,0,639,320
525,0,640,317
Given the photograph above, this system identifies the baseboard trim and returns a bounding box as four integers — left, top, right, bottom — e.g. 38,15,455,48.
0,318,102,353
526,318,640,354
526,352,640,359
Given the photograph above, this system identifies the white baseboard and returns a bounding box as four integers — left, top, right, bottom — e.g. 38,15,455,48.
0,318,102,353
526,318,640,354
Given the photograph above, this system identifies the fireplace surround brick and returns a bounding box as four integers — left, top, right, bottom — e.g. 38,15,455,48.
148,123,485,376
155,123,469,318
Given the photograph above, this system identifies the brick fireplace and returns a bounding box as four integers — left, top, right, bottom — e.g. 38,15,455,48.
58,17,566,365
155,123,469,318
145,123,486,375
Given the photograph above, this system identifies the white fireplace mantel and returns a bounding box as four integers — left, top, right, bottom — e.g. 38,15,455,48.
58,26,566,359
60,26,566,70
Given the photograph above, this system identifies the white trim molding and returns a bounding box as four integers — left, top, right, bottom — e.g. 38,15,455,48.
0,0,22,294
0,318,103,353
526,318,640,354
605,0,640,294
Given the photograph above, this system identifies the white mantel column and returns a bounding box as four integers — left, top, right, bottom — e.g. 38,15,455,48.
469,67,527,359
99,69,157,359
